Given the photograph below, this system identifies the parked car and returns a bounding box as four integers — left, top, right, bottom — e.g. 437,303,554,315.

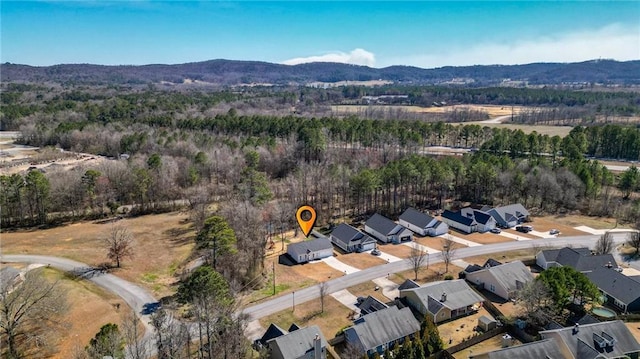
371,248,381,256
490,228,502,234
516,225,533,233
549,229,560,235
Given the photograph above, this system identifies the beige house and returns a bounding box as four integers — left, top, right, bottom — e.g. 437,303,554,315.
400,280,484,323
465,261,533,300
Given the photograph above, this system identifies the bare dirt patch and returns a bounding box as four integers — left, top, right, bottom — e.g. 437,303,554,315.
376,243,414,258
452,333,521,359
456,232,515,245
528,216,591,236
626,322,640,343
2,212,195,298
335,252,387,270
438,308,494,347
536,214,620,230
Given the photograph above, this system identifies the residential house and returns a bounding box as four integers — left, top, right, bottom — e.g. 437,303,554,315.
585,267,640,313
266,325,328,359
397,279,420,291
540,320,640,359
536,247,618,272
398,207,449,237
460,208,497,233
364,214,413,244
461,258,503,278
329,223,377,253
286,237,334,264
400,279,484,323
469,338,563,359
441,210,477,234
486,204,529,228
343,306,421,357
471,320,640,359
357,295,389,316
465,261,534,300
255,323,288,348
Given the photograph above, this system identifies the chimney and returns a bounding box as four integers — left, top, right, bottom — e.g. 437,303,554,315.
573,323,580,334
441,292,447,302
314,334,322,359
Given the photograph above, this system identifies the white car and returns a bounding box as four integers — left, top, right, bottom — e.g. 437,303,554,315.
549,229,560,235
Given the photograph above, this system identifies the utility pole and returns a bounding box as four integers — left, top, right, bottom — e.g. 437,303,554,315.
273,262,276,295
293,291,295,312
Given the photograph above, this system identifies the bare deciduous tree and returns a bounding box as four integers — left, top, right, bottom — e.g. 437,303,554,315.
319,281,328,314
122,311,148,359
150,308,189,359
515,280,553,327
409,243,429,280
627,230,640,256
0,268,67,359
103,223,134,268
595,232,615,255
441,236,458,274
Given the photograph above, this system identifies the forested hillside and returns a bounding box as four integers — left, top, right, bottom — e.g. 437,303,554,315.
2,59,640,85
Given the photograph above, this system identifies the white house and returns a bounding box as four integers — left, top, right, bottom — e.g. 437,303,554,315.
286,237,334,264
460,208,497,233
398,208,448,237
364,213,413,244
465,261,534,300
441,210,477,234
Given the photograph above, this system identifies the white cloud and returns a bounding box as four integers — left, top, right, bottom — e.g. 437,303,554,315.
283,48,376,67
383,24,640,68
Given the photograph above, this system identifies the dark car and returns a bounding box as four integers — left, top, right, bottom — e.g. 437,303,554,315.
515,225,533,233
490,228,501,234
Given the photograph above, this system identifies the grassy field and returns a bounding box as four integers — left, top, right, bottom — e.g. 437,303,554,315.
331,104,529,117
2,212,195,298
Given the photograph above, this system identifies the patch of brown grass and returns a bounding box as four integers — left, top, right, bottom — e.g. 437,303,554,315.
455,232,515,245
43,268,127,359
2,212,195,298
626,322,640,343
336,252,387,270
536,214,621,230
438,308,494,347
376,243,414,258
528,216,592,236
258,296,353,342
395,262,463,285
347,281,391,304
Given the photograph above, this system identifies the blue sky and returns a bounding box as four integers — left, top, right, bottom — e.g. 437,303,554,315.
2,1,639,68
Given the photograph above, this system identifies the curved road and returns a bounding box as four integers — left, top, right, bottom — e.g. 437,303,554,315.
0,254,159,345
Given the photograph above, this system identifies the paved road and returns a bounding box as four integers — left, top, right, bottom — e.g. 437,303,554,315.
242,234,625,321
0,254,159,350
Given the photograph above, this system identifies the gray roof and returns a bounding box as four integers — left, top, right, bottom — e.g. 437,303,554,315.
401,279,484,312
399,207,436,228
540,320,640,359
287,237,333,258
330,223,375,246
490,204,530,221
472,261,534,294
585,267,640,305
541,247,618,272
576,314,601,326
478,315,495,325
470,338,562,359
365,214,403,236
267,325,327,359
346,306,420,351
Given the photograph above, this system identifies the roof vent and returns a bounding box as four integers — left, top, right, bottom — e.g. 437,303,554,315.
593,333,607,349
573,323,579,334
601,331,615,347
606,261,613,268
441,292,447,302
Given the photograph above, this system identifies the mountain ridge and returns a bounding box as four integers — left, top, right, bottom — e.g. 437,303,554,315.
2,59,639,86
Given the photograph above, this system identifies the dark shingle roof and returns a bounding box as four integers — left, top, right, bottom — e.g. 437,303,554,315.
442,210,475,226
585,267,640,305
491,204,530,221
331,223,374,245
287,237,333,258
258,323,287,345
464,264,484,274
365,214,402,236
398,279,420,290
483,258,503,268
358,295,389,315
402,280,484,312
346,306,420,351
541,247,617,272
473,210,493,225
399,208,435,228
